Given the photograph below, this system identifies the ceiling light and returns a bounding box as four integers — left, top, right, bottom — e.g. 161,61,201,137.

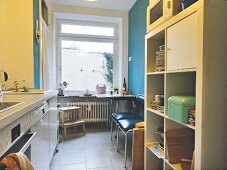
86,0,98,2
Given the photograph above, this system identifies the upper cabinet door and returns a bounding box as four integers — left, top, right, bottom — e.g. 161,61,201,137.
167,13,197,71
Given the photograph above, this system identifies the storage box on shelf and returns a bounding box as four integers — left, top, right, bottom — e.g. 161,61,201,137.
165,128,194,165
165,72,196,127
164,118,195,170
145,1,227,169
168,96,195,124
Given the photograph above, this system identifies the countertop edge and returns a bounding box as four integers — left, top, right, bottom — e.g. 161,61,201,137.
0,91,57,130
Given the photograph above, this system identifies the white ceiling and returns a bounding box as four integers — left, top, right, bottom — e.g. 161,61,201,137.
45,0,137,11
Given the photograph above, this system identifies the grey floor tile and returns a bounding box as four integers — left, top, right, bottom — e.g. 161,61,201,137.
86,156,114,169
56,163,86,170
58,153,86,165
87,167,116,170
50,126,132,170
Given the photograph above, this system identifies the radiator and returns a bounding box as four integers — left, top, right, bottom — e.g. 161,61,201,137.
67,101,110,123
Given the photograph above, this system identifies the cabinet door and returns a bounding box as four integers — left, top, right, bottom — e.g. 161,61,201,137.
167,13,197,71
49,105,58,159
31,111,50,170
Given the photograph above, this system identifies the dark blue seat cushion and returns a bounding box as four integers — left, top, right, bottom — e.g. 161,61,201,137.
118,119,143,131
112,112,140,121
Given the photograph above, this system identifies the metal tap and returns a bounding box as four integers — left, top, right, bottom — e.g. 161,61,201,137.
4,80,26,92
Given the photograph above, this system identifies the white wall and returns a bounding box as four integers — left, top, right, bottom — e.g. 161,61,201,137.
48,4,129,90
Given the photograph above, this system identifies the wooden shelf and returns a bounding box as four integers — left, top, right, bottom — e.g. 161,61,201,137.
166,116,195,130
147,71,165,75
147,68,196,75
165,159,182,170
145,142,164,159
147,108,165,117
166,68,196,74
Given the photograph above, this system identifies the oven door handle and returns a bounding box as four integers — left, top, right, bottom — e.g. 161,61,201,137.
19,132,37,153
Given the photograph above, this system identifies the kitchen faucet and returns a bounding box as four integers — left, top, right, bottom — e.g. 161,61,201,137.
4,80,26,92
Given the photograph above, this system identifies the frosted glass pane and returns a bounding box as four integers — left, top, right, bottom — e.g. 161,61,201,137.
61,24,114,36
61,40,114,91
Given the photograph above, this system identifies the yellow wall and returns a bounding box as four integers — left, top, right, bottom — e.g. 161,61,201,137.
0,0,8,71
0,0,34,88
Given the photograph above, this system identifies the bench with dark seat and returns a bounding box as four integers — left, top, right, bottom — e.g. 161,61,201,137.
111,95,144,168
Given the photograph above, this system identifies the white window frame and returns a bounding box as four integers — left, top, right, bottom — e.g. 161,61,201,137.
56,19,118,91
59,20,118,39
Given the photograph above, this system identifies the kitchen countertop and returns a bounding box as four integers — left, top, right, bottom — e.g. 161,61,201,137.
57,91,96,98
57,91,135,99
0,91,57,129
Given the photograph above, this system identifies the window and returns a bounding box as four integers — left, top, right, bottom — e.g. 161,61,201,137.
61,24,114,36
61,40,114,91
57,20,117,91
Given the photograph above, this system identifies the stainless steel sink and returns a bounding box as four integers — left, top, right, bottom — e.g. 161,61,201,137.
0,102,22,113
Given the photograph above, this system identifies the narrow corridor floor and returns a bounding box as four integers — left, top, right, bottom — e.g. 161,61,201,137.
50,126,132,170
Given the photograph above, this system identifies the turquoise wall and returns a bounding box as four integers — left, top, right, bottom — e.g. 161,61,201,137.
33,0,40,89
128,0,149,95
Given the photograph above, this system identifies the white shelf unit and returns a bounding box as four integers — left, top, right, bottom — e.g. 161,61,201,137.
145,0,227,170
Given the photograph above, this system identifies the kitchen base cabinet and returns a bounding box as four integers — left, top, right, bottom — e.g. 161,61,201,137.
0,93,57,169
31,98,58,170
49,97,59,160
31,103,50,170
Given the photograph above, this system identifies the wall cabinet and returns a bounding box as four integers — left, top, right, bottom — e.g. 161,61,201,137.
167,13,197,71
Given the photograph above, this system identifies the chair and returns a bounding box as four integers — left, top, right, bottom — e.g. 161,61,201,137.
117,119,143,167
110,95,143,140
59,106,86,141
111,112,140,140
116,95,144,168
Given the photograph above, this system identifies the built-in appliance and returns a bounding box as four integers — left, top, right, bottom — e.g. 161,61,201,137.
0,125,36,161
30,102,51,170
0,99,58,170
147,0,182,32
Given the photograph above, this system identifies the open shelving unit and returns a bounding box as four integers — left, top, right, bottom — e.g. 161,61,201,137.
145,0,227,170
